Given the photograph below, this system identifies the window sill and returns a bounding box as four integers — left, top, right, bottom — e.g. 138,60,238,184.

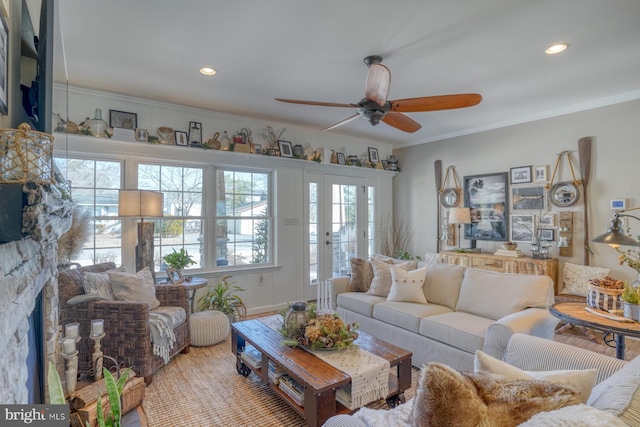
175,264,283,279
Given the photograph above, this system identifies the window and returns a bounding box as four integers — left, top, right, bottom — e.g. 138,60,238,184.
215,168,272,266
367,186,375,257
53,158,122,266
308,182,319,285
138,164,204,271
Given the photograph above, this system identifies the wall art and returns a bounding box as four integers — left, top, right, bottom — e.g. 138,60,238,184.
463,172,508,241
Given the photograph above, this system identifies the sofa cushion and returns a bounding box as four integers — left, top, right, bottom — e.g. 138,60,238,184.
109,267,161,310
419,311,493,354
373,301,452,333
151,305,187,328
474,350,597,403
348,258,374,292
455,268,553,321
587,355,640,427
411,362,580,427
337,292,386,317
421,263,466,310
561,262,610,296
386,266,428,303
367,258,416,297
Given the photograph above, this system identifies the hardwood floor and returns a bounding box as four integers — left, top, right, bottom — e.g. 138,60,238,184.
554,324,640,362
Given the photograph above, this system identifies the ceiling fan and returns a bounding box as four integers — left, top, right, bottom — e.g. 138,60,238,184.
276,55,482,133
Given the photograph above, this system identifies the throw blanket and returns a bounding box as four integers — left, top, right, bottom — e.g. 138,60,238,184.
149,311,176,364
260,315,390,409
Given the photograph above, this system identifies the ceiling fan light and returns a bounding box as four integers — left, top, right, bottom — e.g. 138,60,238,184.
199,67,217,76
545,43,569,55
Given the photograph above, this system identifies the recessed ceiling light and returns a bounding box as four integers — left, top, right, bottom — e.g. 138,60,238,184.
545,43,569,55
200,67,217,76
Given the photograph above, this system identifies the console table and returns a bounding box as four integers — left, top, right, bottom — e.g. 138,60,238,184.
440,251,559,294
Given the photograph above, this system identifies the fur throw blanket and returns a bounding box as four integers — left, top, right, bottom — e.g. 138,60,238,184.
411,362,581,427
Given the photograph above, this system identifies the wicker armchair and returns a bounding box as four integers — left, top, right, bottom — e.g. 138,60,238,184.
58,263,191,385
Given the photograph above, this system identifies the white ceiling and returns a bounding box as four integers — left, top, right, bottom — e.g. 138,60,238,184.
55,0,640,147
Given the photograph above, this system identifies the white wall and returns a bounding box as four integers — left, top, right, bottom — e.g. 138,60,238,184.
393,98,640,286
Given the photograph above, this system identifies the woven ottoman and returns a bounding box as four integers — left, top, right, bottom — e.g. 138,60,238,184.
190,310,230,346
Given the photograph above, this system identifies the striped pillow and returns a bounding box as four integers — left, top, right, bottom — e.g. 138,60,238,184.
588,355,640,427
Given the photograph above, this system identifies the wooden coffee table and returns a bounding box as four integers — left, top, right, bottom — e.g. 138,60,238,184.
231,317,412,427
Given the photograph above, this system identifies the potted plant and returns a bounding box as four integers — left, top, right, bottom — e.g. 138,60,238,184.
622,283,640,321
162,248,196,272
198,275,245,322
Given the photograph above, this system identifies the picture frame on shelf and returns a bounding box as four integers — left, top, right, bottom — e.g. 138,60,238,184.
510,166,532,184
463,172,509,241
109,109,137,129
278,140,293,157
510,214,534,243
254,144,262,155
539,229,555,241
188,121,202,146
512,186,546,210
135,128,148,142
336,152,346,165
534,165,548,182
166,268,184,285
382,160,389,170
368,147,379,163
0,13,7,115
174,130,188,146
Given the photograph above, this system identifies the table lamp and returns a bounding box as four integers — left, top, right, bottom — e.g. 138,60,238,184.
118,190,164,277
591,207,640,248
449,207,471,249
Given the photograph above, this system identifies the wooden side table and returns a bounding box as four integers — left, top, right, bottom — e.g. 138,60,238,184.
158,277,208,312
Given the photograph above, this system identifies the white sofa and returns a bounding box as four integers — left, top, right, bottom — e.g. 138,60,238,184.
323,333,639,427
333,262,559,371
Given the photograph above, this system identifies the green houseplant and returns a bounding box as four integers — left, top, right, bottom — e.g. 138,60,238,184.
162,248,196,271
198,275,244,316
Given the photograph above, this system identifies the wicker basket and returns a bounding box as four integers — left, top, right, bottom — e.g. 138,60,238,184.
587,283,623,312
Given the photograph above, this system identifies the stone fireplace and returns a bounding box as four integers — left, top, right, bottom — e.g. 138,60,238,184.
0,182,73,403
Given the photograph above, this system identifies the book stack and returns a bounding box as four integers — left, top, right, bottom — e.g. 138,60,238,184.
240,344,262,370
279,374,304,407
267,360,285,385
494,249,525,258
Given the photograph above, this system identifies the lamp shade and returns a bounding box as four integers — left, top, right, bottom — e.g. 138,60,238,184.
449,207,471,225
591,217,640,247
118,190,163,218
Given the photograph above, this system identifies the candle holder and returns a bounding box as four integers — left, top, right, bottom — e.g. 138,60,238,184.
90,333,106,381
61,349,79,395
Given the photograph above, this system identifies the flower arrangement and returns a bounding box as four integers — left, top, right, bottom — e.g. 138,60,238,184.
280,304,359,350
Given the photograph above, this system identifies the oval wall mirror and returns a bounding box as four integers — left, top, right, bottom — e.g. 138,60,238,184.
548,182,580,207
439,188,460,208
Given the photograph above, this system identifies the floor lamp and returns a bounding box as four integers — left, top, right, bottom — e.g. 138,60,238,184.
448,207,471,249
118,190,163,278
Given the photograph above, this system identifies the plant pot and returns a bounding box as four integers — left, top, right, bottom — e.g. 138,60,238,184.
623,302,640,321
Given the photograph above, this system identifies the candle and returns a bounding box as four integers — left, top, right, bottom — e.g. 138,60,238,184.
91,319,104,336
63,338,76,354
65,323,79,339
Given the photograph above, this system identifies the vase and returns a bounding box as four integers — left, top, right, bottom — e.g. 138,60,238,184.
220,131,231,151
88,108,108,138
623,302,640,321
283,301,309,339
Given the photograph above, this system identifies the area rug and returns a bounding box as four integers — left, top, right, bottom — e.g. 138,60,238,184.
142,336,419,427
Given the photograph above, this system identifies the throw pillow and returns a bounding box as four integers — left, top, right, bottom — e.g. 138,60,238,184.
348,258,374,292
386,266,428,304
519,403,627,427
81,266,127,301
474,350,597,404
562,262,609,296
411,362,580,427
109,267,161,309
587,355,640,427
367,258,417,297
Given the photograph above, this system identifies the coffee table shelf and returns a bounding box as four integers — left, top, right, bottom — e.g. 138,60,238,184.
231,317,412,426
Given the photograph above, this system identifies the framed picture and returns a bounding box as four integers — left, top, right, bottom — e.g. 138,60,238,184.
368,147,379,163
188,121,202,146
0,13,7,115
510,166,532,184
174,130,188,146
254,144,262,155
511,214,534,243
166,268,184,285
336,152,346,165
538,213,555,228
381,159,389,170
278,140,293,157
109,109,137,129
512,186,546,210
534,165,548,182
539,229,555,241
463,172,509,241
135,128,148,142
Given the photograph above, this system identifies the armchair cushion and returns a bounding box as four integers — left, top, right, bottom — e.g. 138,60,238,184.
109,267,161,309
151,306,187,328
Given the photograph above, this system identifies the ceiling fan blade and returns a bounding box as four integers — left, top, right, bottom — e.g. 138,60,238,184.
365,64,391,106
381,112,422,133
390,93,482,113
321,113,362,132
275,98,356,108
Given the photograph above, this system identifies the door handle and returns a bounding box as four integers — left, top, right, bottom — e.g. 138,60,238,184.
325,240,332,246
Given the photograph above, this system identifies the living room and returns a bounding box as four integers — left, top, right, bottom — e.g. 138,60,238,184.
2,1,640,426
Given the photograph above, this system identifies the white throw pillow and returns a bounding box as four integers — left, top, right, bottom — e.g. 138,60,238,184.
519,403,627,427
386,266,428,304
109,267,161,309
367,258,416,297
81,266,126,301
474,350,597,404
562,262,609,296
